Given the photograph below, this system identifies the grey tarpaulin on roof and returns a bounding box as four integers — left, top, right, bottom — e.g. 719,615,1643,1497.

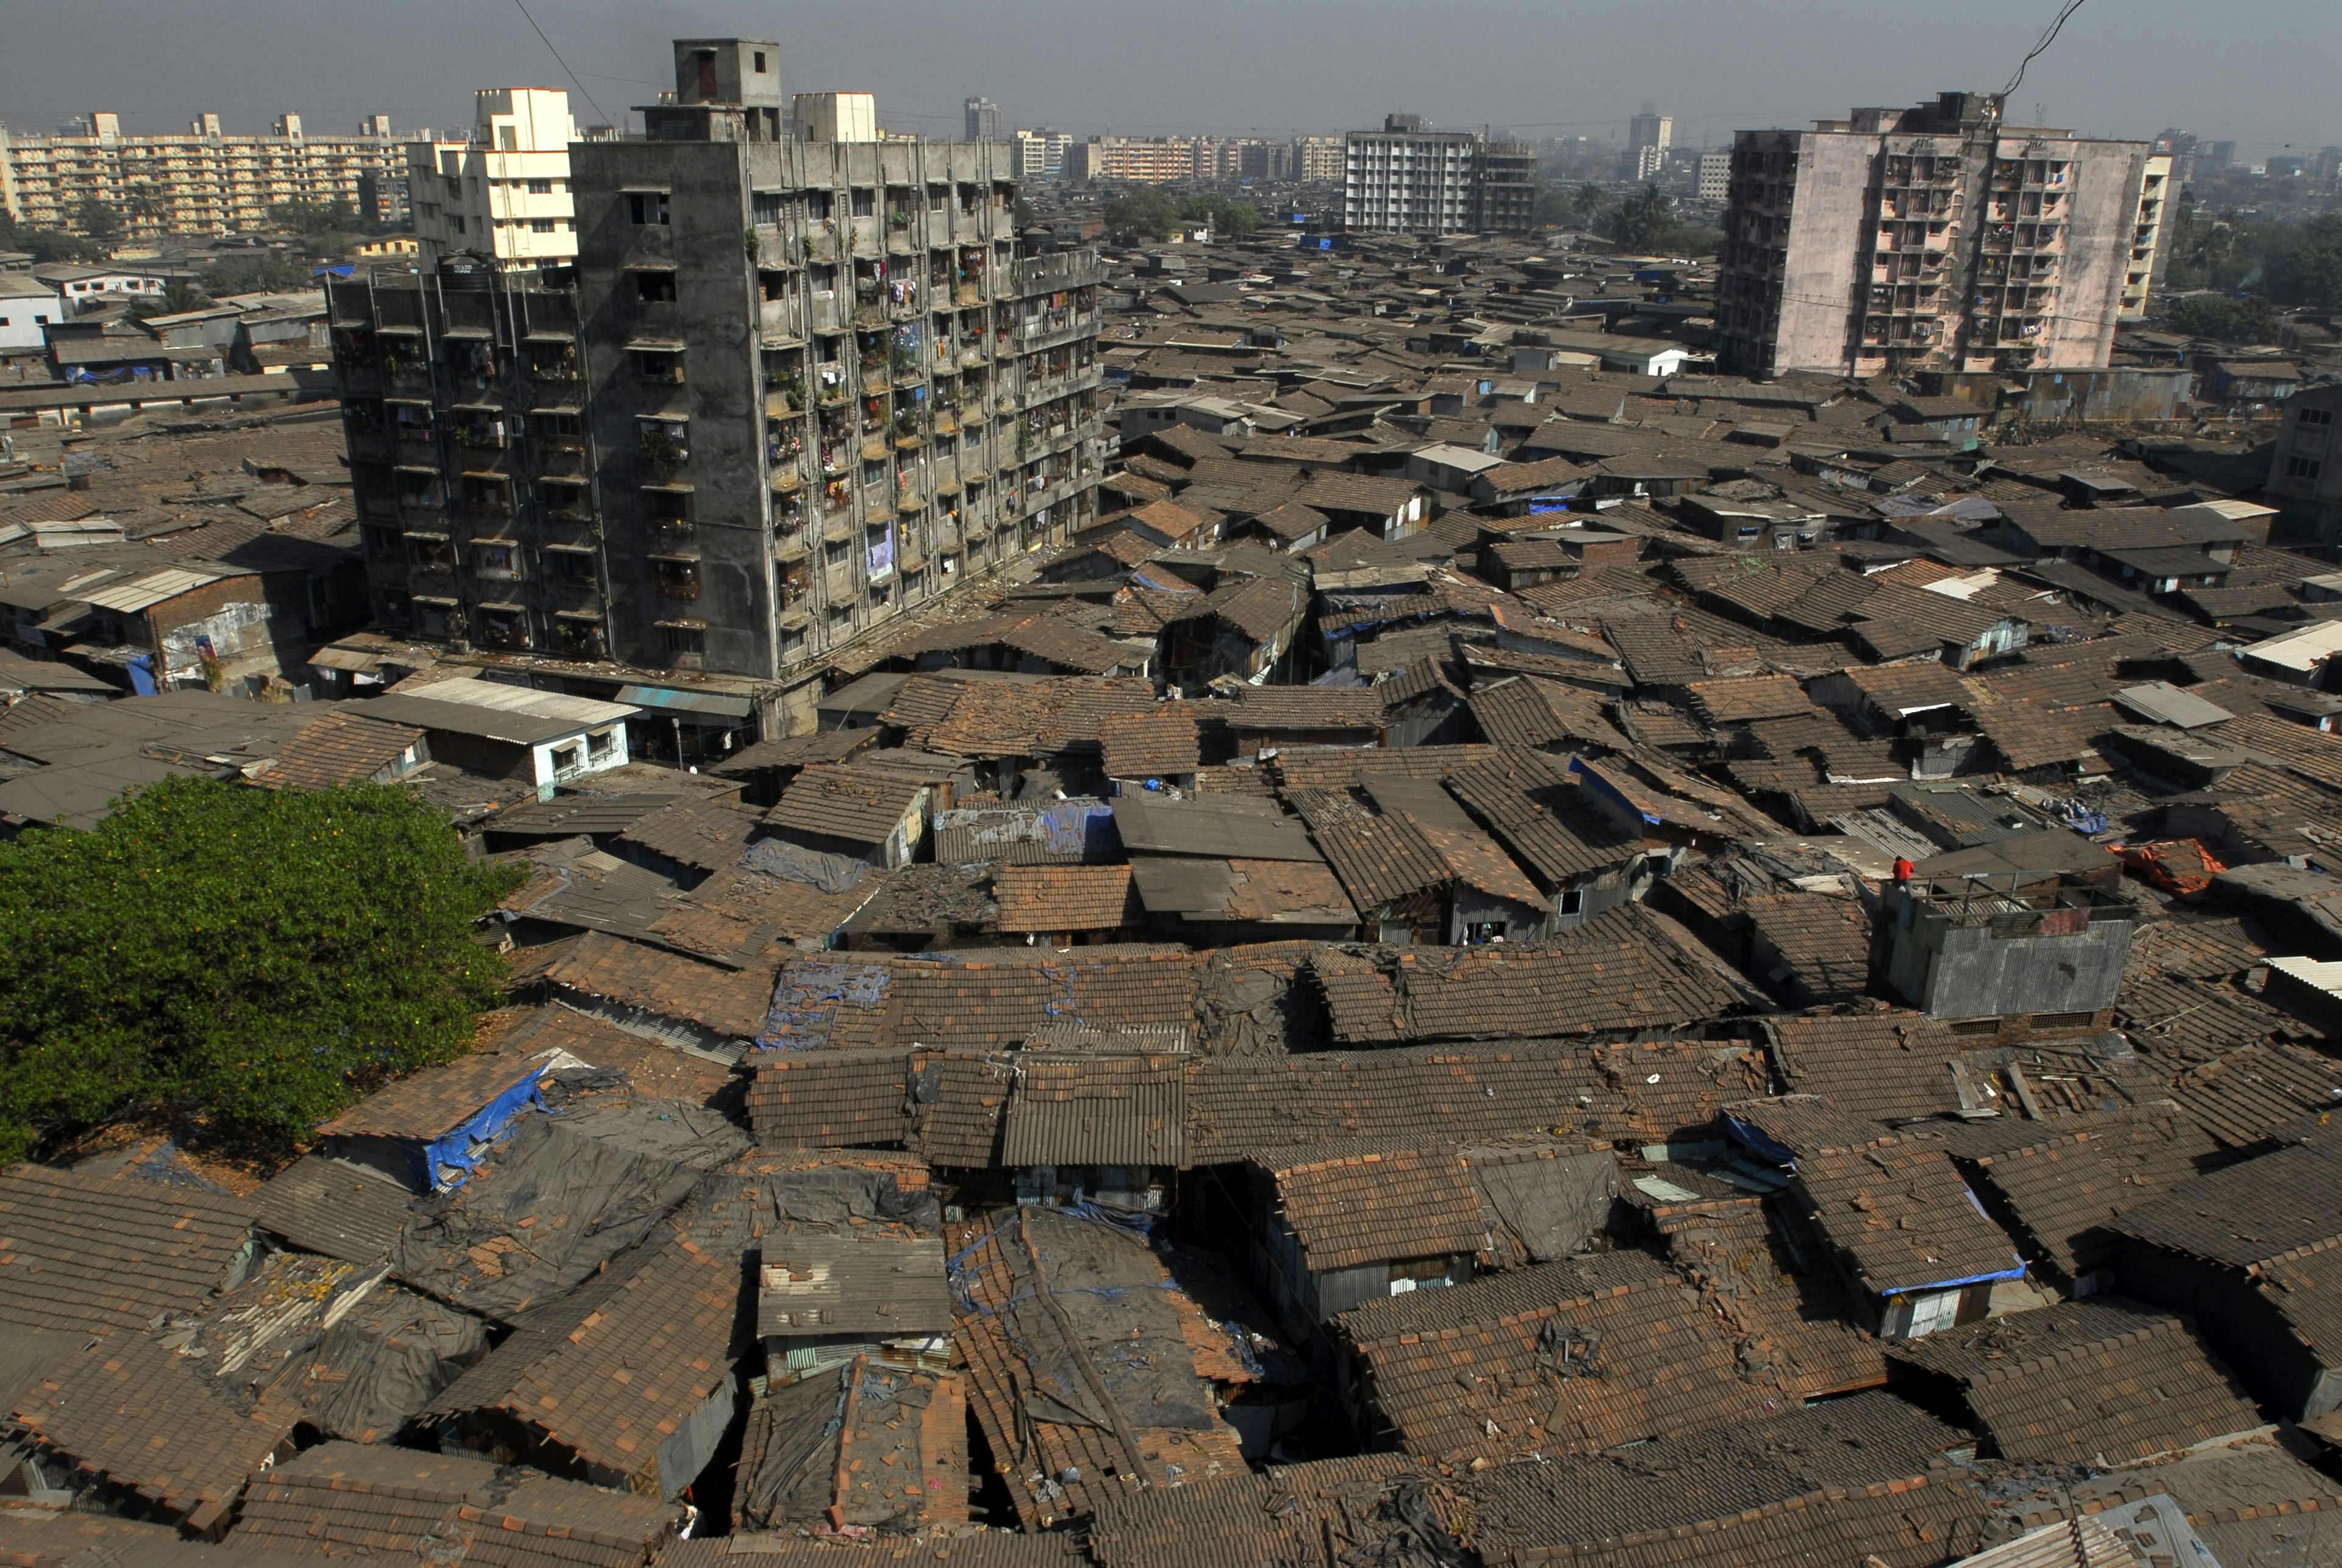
301,1282,490,1443
1194,948,1323,1054
390,1115,707,1321
740,837,868,894
733,1362,949,1530
553,1094,751,1169
987,1205,1217,1434
1474,1150,1619,1263
734,1370,849,1528
739,1164,940,1231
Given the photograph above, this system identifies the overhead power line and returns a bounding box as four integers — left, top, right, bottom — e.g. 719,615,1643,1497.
2003,0,2090,98
509,0,611,126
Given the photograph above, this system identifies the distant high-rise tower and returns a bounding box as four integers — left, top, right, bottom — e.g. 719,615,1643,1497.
965,96,1003,141
1629,106,1672,181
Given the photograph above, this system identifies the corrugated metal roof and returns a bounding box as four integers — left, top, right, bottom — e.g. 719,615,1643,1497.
394,675,637,726
78,568,224,613
617,683,752,719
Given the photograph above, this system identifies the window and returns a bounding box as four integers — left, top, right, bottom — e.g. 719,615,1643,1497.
635,270,676,302
753,49,767,71
629,191,670,226
550,548,597,582
663,623,705,657
451,215,466,235
1904,1289,1960,1339
528,177,553,195
587,728,617,761
551,745,581,773
1557,887,1584,916
2290,457,2324,480
2301,407,2334,427
530,218,555,234
753,190,783,225
851,188,875,218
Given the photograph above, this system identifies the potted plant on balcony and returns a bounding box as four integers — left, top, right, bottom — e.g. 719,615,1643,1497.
638,425,687,470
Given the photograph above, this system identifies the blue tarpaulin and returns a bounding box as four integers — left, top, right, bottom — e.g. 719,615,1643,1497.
758,959,895,1050
420,1062,551,1189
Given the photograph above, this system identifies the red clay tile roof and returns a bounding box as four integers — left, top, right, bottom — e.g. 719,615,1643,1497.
1261,1145,1486,1272
1339,1250,1774,1466
315,1046,542,1140
1098,706,1204,776
992,862,1136,932
539,929,783,1042
744,1048,911,1149
0,1164,255,1336
763,764,925,846
1887,1296,2263,1464
779,949,1202,1055
232,1440,681,1568
1792,1140,2024,1297
1309,912,1747,1044
617,795,762,873
911,676,1159,757
1762,1010,1974,1126
260,707,425,790
1959,1111,2222,1283
14,1330,296,1525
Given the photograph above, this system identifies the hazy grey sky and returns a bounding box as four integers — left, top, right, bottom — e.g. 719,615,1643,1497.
2,0,2335,154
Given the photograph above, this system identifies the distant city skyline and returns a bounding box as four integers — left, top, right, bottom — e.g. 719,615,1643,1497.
1,0,2335,156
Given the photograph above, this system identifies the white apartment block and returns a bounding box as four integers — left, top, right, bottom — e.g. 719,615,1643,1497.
1012,129,1072,181
1697,151,1731,203
1295,136,1346,183
0,111,405,237
407,90,578,267
1343,118,1478,234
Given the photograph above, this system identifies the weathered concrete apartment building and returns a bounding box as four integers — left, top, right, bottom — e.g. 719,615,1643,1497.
330,38,1105,734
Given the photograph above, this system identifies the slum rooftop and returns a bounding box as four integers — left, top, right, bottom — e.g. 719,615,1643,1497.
8,217,2342,1568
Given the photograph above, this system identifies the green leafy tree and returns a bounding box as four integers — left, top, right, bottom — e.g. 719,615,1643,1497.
269,199,362,237
1103,187,1180,240
2163,292,2279,342
129,280,206,320
2261,214,2342,310
0,776,522,1164
2160,196,2257,293
200,253,316,296
0,215,106,263
1601,184,1721,257
71,198,123,240
1176,194,1259,236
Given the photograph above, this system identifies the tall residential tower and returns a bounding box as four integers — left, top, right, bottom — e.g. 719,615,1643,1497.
1714,91,2168,378
329,38,1104,728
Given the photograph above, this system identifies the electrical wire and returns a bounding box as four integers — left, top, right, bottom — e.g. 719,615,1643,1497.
2003,0,2091,99
509,0,612,127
